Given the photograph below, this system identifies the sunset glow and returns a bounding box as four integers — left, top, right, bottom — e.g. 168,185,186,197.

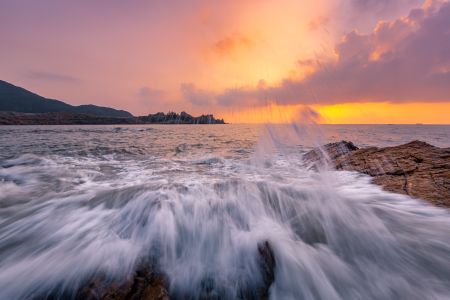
1,2,450,298
316,102,450,124
1,0,449,123
221,102,450,124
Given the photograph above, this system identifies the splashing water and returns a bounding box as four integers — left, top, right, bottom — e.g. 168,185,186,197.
0,124,449,300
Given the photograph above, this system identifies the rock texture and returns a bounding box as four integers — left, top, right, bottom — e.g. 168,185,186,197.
305,140,450,207
77,266,169,300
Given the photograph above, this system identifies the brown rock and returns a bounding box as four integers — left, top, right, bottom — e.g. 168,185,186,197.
141,275,170,300
305,140,450,207
75,242,277,300
303,140,359,163
77,266,169,300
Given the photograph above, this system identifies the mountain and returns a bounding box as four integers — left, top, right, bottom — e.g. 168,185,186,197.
0,80,132,118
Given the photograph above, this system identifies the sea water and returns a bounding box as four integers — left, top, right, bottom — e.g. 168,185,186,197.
0,124,449,299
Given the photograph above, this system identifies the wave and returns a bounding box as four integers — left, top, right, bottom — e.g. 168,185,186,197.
0,150,449,299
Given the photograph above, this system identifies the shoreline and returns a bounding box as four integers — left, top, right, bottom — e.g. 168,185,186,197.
305,140,450,208
0,111,226,125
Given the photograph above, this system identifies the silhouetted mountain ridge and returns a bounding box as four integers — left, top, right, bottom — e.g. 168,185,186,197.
0,80,132,117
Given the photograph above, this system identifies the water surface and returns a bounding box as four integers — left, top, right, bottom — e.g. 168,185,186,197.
0,124,449,300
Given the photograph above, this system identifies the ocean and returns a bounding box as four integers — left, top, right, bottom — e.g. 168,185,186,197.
0,124,449,299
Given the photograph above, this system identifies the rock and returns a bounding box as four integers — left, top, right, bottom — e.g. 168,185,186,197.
137,112,225,124
74,242,276,300
257,241,276,300
77,266,169,300
305,140,450,207
303,140,358,163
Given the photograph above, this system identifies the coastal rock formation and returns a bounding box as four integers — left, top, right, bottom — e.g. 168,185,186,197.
137,111,225,124
305,140,450,207
0,111,225,125
303,140,359,162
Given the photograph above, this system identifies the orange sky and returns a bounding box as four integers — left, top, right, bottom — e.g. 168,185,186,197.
221,102,450,124
1,0,449,123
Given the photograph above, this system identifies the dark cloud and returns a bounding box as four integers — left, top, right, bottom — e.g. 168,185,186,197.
333,0,424,35
216,1,450,106
25,71,80,83
350,0,420,14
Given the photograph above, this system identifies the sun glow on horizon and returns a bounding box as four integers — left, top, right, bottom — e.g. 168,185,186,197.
219,102,450,124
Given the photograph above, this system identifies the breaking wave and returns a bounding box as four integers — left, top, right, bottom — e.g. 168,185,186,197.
0,124,449,300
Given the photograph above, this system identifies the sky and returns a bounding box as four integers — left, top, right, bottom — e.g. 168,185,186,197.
1,0,449,123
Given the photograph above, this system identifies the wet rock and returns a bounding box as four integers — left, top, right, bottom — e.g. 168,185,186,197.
303,140,358,163
75,242,276,300
305,140,450,207
78,266,169,300
257,241,276,300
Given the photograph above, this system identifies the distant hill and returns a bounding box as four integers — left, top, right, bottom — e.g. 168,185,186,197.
0,80,132,118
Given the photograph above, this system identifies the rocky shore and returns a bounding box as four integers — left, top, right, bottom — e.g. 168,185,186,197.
66,242,275,300
305,140,450,207
23,140,449,299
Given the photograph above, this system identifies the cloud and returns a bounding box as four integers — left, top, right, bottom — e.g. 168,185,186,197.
214,1,450,106
134,86,176,114
347,0,426,23
138,86,164,99
212,33,254,56
308,16,330,31
137,86,169,108
25,71,80,83
180,83,215,106
350,0,419,14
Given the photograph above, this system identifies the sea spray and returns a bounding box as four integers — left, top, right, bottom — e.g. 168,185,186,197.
0,124,449,299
